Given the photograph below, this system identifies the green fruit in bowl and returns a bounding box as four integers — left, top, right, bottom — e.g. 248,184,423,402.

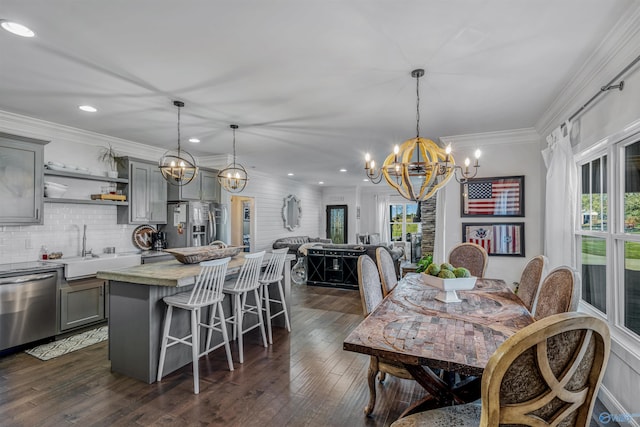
425,263,441,276
438,269,456,279
440,262,454,272
453,267,471,278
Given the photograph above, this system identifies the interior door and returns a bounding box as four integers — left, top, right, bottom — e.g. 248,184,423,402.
326,205,348,244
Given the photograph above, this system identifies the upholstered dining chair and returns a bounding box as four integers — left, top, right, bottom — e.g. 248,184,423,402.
157,257,233,394
375,247,398,296
448,243,488,277
357,255,414,416
533,266,581,320
390,312,611,427
516,255,548,313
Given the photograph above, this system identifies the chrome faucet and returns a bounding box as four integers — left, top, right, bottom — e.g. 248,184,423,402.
81,225,91,257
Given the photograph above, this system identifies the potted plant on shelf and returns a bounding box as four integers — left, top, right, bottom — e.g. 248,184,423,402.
98,143,123,178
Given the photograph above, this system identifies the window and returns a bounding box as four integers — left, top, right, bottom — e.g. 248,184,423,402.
577,138,640,338
622,141,640,335
389,202,421,242
578,157,608,313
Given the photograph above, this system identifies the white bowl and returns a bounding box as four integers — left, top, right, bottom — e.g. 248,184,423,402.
65,164,78,170
44,181,68,198
421,273,477,303
48,161,64,167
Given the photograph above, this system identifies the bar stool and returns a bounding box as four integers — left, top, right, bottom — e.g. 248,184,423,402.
258,248,291,344
157,257,233,395
223,251,267,363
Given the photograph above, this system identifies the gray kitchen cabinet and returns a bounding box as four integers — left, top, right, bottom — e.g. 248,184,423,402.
60,277,106,331
167,167,220,202
117,158,167,224
201,169,221,202
0,132,49,225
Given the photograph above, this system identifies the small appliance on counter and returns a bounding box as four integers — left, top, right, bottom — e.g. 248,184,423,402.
151,232,167,251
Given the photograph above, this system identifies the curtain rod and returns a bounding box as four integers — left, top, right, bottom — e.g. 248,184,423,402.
561,52,640,127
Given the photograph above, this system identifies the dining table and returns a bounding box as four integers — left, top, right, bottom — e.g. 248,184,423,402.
343,273,534,416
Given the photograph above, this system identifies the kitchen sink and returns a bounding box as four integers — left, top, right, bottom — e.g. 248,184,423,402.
49,253,141,279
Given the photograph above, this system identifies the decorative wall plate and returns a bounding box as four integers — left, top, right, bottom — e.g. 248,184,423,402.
132,224,156,250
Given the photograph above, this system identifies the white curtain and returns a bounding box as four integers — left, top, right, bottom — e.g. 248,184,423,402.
374,193,390,243
542,121,578,269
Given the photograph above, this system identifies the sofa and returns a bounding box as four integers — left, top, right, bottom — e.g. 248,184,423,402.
272,236,333,256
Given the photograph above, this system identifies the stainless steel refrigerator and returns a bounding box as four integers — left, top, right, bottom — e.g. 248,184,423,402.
163,201,228,248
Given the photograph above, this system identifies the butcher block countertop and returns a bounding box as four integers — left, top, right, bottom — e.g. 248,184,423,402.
97,253,263,287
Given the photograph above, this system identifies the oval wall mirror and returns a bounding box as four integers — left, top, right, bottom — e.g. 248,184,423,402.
282,194,302,231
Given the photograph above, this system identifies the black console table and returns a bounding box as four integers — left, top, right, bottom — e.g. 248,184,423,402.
307,247,366,290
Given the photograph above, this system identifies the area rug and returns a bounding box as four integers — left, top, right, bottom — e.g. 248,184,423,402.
25,326,108,361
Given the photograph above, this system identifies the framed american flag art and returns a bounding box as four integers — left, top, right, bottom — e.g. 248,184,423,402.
462,222,525,257
461,175,524,217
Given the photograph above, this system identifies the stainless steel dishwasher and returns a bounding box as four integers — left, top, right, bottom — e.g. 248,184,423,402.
0,269,58,351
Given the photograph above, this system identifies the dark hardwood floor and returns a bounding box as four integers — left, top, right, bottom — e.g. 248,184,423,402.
0,283,617,426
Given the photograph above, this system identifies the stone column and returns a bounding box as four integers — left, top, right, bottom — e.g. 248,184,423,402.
421,196,437,256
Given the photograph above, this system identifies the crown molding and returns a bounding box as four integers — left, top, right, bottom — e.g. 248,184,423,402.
0,109,165,160
440,127,541,147
536,4,640,137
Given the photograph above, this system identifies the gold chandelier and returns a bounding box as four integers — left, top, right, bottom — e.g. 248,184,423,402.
364,69,480,201
217,124,249,193
159,100,198,186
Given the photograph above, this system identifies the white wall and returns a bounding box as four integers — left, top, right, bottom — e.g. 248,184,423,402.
440,129,545,285
220,170,323,252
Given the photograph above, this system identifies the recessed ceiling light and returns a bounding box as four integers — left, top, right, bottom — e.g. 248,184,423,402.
189,138,200,143
287,173,294,176
339,168,347,172
78,105,97,113
363,178,369,182
319,181,324,185
0,20,35,37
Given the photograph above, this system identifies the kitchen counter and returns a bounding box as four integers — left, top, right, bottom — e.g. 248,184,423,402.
98,252,294,383
97,255,252,287
0,261,62,277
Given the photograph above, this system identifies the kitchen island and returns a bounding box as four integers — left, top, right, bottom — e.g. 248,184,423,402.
97,252,294,384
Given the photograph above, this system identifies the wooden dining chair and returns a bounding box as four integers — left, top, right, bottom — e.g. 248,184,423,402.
448,243,488,277
357,255,414,416
534,266,581,320
375,247,398,296
516,255,548,313
390,312,611,427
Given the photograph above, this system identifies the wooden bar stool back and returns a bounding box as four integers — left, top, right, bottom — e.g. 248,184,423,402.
223,251,267,364
258,248,291,344
157,257,233,394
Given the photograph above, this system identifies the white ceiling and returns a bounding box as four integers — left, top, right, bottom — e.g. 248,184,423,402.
0,0,636,186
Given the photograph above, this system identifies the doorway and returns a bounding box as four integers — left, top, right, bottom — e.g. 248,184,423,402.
231,196,255,252
326,205,348,244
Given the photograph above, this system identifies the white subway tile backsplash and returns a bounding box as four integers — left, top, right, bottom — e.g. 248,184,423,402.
0,203,139,263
